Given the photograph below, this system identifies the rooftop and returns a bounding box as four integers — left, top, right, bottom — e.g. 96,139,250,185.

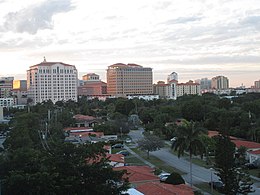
114,166,158,183
137,182,194,195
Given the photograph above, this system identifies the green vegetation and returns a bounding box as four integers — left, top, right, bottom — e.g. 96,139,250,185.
1,93,260,193
195,182,222,195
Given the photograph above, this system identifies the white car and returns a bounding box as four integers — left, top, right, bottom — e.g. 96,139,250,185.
125,138,132,143
159,173,170,182
170,137,177,142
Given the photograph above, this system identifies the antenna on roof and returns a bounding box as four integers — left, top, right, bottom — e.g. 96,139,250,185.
43,56,46,62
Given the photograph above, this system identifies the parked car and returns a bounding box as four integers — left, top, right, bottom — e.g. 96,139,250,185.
116,150,130,156
208,181,224,191
170,137,177,142
125,138,132,143
112,143,124,149
245,163,257,169
159,173,170,182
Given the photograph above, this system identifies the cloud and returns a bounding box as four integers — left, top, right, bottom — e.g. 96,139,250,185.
164,16,203,25
241,15,260,30
3,0,74,34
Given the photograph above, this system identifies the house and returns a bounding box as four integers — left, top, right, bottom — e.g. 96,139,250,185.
137,182,194,195
73,114,98,127
208,130,260,163
232,140,260,163
87,153,125,167
114,166,194,194
113,166,159,184
107,154,125,167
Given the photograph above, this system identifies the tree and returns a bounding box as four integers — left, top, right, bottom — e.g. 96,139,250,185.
214,135,253,194
165,172,185,185
137,134,164,159
171,120,206,187
214,135,239,194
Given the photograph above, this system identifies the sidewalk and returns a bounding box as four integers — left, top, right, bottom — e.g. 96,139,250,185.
124,144,211,195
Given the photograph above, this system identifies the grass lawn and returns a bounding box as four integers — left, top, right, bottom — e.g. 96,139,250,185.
249,168,260,178
195,182,222,195
125,156,145,166
111,148,123,154
191,158,213,169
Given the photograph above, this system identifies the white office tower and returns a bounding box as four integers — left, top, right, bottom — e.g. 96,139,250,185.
27,58,78,104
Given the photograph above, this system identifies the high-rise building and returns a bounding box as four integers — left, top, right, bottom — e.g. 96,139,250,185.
82,73,100,81
167,72,178,83
153,81,171,99
0,77,14,98
78,73,107,96
195,78,211,90
107,63,153,97
211,76,229,89
254,80,260,88
27,58,78,104
12,80,27,105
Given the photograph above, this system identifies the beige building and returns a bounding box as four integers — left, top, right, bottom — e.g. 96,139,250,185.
78,73,107,96
107,63,153,97
176,81,201,97
27,58,78,104
211,76,229,89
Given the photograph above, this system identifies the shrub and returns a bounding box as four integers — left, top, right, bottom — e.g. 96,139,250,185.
165,172,185,185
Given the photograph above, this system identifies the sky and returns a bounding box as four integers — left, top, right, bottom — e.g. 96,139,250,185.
0,0,260,87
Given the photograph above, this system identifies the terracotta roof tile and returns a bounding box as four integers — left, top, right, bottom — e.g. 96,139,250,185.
137,182,194,195
114,166,158,183
73,114,96,121
232,140,260,149
248,150,260,155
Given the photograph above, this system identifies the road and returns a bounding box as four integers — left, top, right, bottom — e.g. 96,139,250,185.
0,137,5,148
128,129,260,194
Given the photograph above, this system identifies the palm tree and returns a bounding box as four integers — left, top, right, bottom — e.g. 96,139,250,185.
171,120,206,187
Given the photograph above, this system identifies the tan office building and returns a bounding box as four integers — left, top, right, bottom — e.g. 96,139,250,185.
211,76,229,89
107,63,153,97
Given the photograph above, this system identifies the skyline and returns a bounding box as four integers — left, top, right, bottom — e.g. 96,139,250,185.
0,0,260,87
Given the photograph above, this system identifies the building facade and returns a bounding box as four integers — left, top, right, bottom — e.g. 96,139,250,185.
254,80,260,88
211,76,229,89
195,78,211,90
176,81,201,97
27,59,78,104
0,77,13,98
167,72,178,83
107,63,153,97
78,73,107,96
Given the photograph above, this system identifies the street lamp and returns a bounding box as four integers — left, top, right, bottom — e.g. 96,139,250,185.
210,168,214,193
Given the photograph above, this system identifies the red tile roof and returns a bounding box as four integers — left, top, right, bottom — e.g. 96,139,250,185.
30,62,75,68
137,182,194,195
248,150,260,155
87,154,124,164
207,130,238,140
232,140,260,149
114,166,158,183
107,154,125,163
73,114,97,121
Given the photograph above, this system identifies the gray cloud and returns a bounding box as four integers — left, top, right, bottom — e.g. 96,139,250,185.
241,15,260,30
3,0,74,34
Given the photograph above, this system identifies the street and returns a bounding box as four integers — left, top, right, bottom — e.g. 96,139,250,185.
128,129,260,194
